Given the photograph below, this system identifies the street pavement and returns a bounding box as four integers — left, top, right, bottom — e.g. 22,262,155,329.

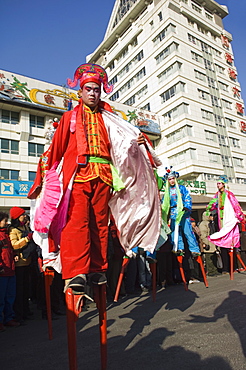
1,272,246,370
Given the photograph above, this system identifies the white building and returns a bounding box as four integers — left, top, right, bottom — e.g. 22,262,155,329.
86,0,246,212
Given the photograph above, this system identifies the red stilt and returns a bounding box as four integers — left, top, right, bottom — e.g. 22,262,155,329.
236,252,246,271
196,256,209,288
44,268,55,340
149,262,157,302
229,248,234,280
94,284,107,370
65,289,84,370
176,255,188,291
114,257,130,302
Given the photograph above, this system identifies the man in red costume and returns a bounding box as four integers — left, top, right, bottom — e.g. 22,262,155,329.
28,64,161,293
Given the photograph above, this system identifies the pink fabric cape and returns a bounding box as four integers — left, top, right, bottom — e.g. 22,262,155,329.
208,190,244,248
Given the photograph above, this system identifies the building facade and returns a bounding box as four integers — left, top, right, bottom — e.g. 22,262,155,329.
0,69,79,211
86,0,246,212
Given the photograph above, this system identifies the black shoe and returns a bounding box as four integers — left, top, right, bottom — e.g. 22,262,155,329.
66,274,86,293
88,272,107,285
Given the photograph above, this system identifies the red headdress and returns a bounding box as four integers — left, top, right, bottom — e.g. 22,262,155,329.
67,63,113,94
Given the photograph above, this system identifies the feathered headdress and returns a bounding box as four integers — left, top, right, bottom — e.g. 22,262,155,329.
162,166,179,181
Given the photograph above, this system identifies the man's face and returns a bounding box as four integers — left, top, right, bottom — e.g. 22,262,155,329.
217,182,225,191
80,82,101,108
168,176,176,186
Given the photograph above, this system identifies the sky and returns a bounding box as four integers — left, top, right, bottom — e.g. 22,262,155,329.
1,0,246,103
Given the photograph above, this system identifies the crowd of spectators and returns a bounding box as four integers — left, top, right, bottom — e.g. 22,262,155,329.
0,207,245,332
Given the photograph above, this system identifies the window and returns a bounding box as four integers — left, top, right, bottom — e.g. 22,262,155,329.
201,109,213,121
205,12,213,21
205,130,217,142
119,67,146,95
225,117,236,128
221,155,232,167
204,59,214,71
164,103,189,120
30,115,44,129
136,85,148,99
153,24,176,46
215,64,225,74
117,46,129,62
29,171,37,181
118,50,144,80
109,61,115,71
158,62,182,83
0,169,19,180
155,43,178,65
109,75,117,85
198,89,210,101
28,143,44,157
188,33,197,44
229,137,240,148
0,139,19,154
201,42,211,54
214,114,223,125
211,95,220,107
208,152,221,163
236,178,246,185
222,99,232,110
166,125,192,145
1,109,19,124
218,81,228,91
207,76,216,89
191,1,202,13
218,134,228,146
124,95,135,106
109,91,119,101
191,51,203,63
195,70,206,82
161,82,185,103
158,12,163,21
169,148,196,164
141,103,150,111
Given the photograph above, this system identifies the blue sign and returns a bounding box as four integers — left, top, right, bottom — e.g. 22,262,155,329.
0,180,33,197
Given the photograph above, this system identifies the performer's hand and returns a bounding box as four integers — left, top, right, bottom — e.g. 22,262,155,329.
27,232,33,241
136,133,146,146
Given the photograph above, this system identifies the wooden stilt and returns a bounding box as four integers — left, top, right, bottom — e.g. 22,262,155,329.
229,248,234,280
236,252,246,271
65,289,83,370
195,255,209,287
149,262,157,302
94,284,107,370
176,255,188,291
114,257,130,302
44,268,55,340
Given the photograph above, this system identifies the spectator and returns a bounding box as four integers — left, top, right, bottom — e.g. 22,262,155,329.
199,212,219,276
0,211,20,331
9,207,33,324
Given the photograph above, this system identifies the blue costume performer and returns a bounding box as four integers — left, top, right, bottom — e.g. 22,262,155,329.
162,168,200,256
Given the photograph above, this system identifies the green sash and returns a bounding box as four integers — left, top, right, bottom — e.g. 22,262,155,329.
88,156,125,191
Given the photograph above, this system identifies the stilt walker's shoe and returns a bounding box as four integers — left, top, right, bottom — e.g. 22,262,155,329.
65,274,87,293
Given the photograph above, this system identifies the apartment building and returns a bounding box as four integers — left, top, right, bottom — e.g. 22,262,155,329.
86,0,246,211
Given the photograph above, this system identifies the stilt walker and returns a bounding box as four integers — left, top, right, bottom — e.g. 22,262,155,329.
28,63,162,369
207,175,245,279
162,167,207,288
